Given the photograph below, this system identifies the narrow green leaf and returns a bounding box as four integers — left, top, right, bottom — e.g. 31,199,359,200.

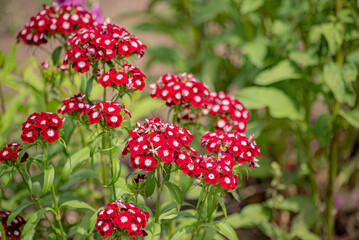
22,208,46,238
7,202,34,225
61,147,90,180
151,223,161,240
16,143,36,165
340,107,359,128
215,195,227,220
0,44,17,81
108,158,121,185
59,200,96,212
164,182,184,211
51,47,62,65
85,75,97,97
42,165,55,196
170,225,193,240
74,213,93,240
145,171,156,197
217,222,239,240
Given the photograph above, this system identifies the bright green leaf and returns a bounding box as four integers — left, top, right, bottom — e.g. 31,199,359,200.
236,87,301,120
22,209,46,239
61,147,90,180
340,107,359,128
241,0,264,14
59,200,96,212
164,182,184,211
42,165,55,196
7,202,34,225
254,60,301,85
217,221,239,240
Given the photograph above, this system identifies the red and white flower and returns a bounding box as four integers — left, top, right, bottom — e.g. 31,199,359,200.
0,211,26,240
0,143,29,164
95,199,149,238
21,112,64,144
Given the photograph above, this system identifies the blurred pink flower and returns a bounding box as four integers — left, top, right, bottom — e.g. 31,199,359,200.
55,0,84,6
91,3,104,23
334,195,344,210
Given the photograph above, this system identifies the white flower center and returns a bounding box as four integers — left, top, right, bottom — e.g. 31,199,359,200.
110,116,118,122
121,216,128,222
145,159,152,166
47,130,55,137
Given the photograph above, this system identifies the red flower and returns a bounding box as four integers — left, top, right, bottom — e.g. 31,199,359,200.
0,211,26,240
21,112,63,144
17,4,94,46
86,101,130,129
58,93,90,115
64,24,147,73
150,73,210,123
123,118,194,172
0,143,29,163
205,92,250,133
95,199,149,238
203,169,219,185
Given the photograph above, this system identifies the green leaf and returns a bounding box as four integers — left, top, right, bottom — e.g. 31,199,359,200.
145,171,156,197
151,223,161,240
321,23,344,55
215,195,227,220
254,60,301,85
217,222,239,240
59,200,96,212
195,0,230,24
242,36,267,67
51,47,62,65
170,225,193,240
74,213,96,240
85,75,97,97
16,142,37,164
0,44,17,81
160,207,178,220
206,193,218,219
323,62,356,106
340,106,359,128
164,182,184,211
7,202,34,225
108,158,121,185
236,87,301,120
289,51,318,67
241,0,264,14
227,204,270,229
314,114,334,146
22,208,46,239
61,147,90,180
42,165,55,196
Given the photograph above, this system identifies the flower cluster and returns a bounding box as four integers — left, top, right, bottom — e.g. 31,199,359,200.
96,200,149,237
122,118,195,172
64,23,147,73
150,73,210,111
21,112,64,144
0,211,26,240
206,92,250,133
17,4,94,45
86,101,130,128
58,93,90,115
0,143,29,164
201,131,261,168
98,63,146,91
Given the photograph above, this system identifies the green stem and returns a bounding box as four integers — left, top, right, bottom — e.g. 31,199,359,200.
191,185,209,240
101,87,110,203
109,134,117,201
17,168,57,234
51,185,66,240
42,143,66,240
154,167,162,224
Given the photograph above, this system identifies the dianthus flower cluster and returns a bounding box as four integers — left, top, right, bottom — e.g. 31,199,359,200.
98,63,146,91
85,101,130,128
0,143,29,164
122,118,195,172
95,200,149,238
201,131,261,168
150,73,210,110
206,92,250,133
64,23,147,73
0,211,26,240
17,4,94,46
21,112,64,144
58,93,90,115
